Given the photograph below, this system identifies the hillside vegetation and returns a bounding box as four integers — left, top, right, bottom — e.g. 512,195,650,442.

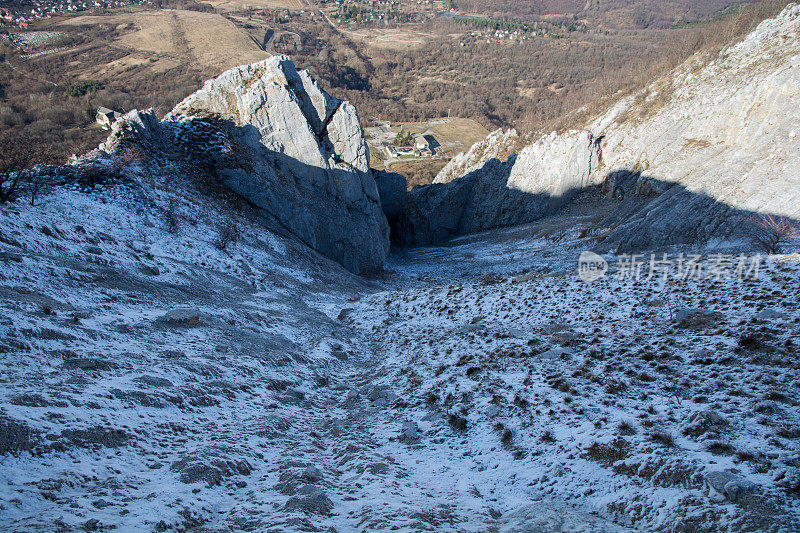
454,0,750,28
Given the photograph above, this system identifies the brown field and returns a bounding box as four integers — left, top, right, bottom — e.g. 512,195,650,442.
207,0,303,12
366,118,489,160
337,27,436,52
365,117,488,187
0,7,275,166
59,10,270,75
398,118,490,158
388,159,449,189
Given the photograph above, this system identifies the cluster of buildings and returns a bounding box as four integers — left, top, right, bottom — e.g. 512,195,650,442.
385,133,436,158
467,28,531,44
0,0,144,28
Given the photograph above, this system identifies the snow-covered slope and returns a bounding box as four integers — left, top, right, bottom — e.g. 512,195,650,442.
354,234,800,531
0,162,382,530
3,165,799,531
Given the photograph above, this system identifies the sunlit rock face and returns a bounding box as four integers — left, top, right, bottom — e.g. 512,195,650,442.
400,5,800,249
102,56,390,274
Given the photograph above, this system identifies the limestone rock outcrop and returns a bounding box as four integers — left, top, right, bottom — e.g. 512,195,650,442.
433,128,519,185
399,4,800,249
400,130,600,245
102,57,390,274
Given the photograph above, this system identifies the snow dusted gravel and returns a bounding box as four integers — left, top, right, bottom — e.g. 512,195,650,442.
349,224,800,531
1,171,798,531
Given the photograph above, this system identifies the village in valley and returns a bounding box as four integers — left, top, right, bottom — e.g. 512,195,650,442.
1,0,147,29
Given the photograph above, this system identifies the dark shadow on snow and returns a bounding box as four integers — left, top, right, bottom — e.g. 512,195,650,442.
389,159,798,255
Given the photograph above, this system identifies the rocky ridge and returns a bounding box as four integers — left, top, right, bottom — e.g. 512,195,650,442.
434,128,520,185
400,4,800,249
96,56,390,274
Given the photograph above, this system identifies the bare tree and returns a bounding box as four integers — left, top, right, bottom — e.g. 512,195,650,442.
0,134,55,204
214,220,241,252
26,171,54,206
0,135,36,204
738,214,799,254
0,172,24,204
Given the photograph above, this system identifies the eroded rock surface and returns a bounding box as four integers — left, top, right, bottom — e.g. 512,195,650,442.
399,5,800,249
103,57,390,273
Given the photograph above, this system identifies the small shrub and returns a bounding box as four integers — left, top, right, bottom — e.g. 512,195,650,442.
448,414,468,432
650,430,675,447
585,438,630,465
706,441,735,455
164,199,181,234
214,220,241,252
540,430,556,443
25,171,54,206
736,214,799,254
495,423,513,445
605,379,629,395
479,272,503,285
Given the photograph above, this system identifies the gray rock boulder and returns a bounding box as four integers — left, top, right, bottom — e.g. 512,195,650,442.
498,500,630,532
754,309,788,321
398,421,421,443
284,492,334,515
673,308,722,329
434,128,519,184
302,464,324,482
682,410,728,438
101,57,390,274
703,471,759,503
170,455,253,487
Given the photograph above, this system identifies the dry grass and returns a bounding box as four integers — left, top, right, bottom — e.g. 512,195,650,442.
60,10,270,75
426,118,490,153
337,27,435,52
207,0,303,11
388,160,448,190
